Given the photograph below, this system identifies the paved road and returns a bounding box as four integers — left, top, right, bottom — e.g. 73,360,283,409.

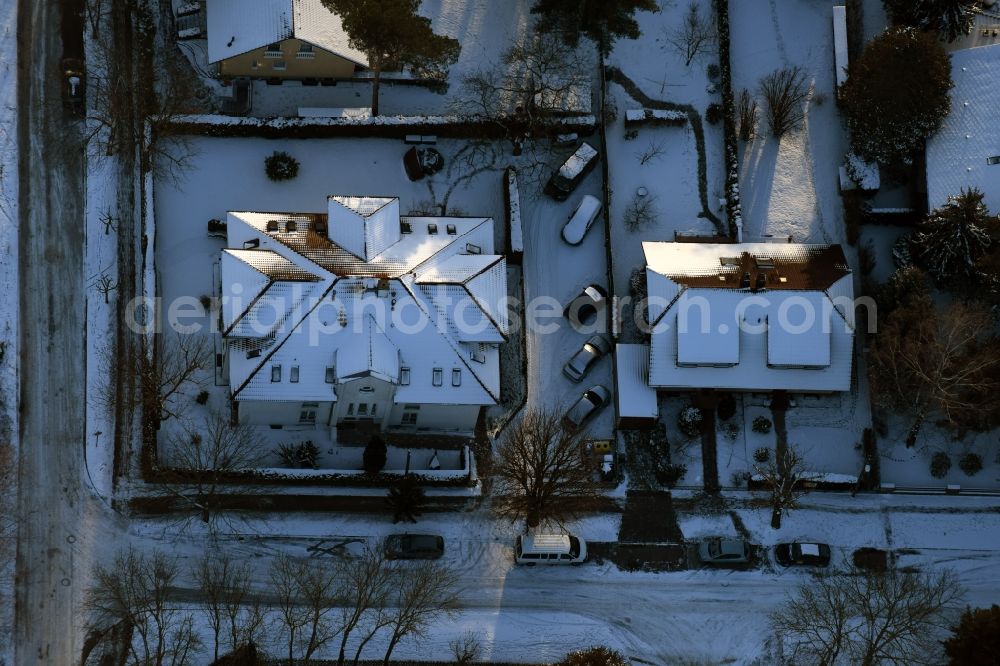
14,0,91,663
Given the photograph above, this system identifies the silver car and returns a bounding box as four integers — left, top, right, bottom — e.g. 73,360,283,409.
562,335,611,382
563,385,611,429
698,538,751,565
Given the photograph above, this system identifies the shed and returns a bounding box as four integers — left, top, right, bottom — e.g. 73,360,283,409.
615,344,659,429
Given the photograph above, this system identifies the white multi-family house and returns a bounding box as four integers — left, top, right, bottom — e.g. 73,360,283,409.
618,242,855,413
219,195,507,435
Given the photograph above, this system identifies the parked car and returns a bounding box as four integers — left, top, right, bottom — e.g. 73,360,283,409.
775,542,831,567
515,533,587,566
698,538,751,565
561,195,602,246
563,385,611,429
383,533,445,560
61,58,85,118
562,334,611,382
403,146,444,181
544,142,599,201
564,284,608,329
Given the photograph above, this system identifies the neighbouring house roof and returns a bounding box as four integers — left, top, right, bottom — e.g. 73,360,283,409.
644,242,855,392
926,43,1000,215
223,196,505,406
205,0,369,66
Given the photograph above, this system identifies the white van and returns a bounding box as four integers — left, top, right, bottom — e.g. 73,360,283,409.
514,533,587,566
561,195,602,246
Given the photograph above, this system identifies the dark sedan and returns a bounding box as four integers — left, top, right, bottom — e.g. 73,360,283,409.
383,533,445,560
775,542,831,567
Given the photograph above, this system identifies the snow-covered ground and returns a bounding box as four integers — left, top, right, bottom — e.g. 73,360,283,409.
0,0,17,660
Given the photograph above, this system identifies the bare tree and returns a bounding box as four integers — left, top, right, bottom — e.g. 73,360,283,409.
335,544,395,666
450,630,483,665
159,414,269,531
636,138,666,165
269,555,343,665
144,333,211,424
663,1,717,66
758,66,809,138
772,567,963,666
737,88,758,142
869,301,1000,445
623,192,659,231
455,31,591,164
96,272,118,304
493,408,602,527
194,554,265,664
753,446,808,529
380,562,460,666
86,547,202,666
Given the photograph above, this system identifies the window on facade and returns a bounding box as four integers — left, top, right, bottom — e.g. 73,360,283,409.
432,368,443,386
299,402,318,424
272,60,287,71
400,367,411,385
298,43,313,53
266,42,282,53
347,404,354,416
271,365,281,382
452,368,462,386
401,411,418,425
290,366,300,383
251,59,260,69
371,404,377,417
325,366,335,383
358,404,369,416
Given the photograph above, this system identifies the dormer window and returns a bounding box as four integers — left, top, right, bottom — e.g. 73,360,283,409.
271,365,282,382
466,243,482,254
285,220,297,232
989,156,1000,165
427,223,438,234
243,238,260,249
446,224,457,235
432,368,443,386
266,219,279,232
452,368,462,386
400,222,412,234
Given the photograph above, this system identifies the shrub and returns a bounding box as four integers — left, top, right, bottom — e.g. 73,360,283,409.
278,440,319,469
655,463,687,488
706,62,720,81
759,66,809,137
722,422,739,440
199,294,212,311
959,452,983,476
363,435,388,475
717,393,736,421
387,475,426,524
731,470,751,487
752,416,772,434
190,433,202,445
930,451,951,478
559,646,629,666
264,151,300,181
705,102,723,125
753,446,771,463
678,406,704,437
195,390,209,405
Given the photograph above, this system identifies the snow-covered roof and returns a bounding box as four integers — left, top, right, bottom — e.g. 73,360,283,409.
832,6,849,89
206,0,368,66
615,344,658,421
644,242,854,392
926,44,1000,214
223,196,505,406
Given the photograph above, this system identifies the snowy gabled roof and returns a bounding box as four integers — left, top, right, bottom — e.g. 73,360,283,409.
926,44,1000,215
206,0,368,67
644,242,854,392
223,196,506,406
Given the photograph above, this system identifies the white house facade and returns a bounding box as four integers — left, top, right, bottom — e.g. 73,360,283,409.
641,241,855,393
219,195,508,435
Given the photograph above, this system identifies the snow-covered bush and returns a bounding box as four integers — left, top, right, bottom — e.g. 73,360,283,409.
845,152,880,191
911,188,999,285
705,102,723,125
278,440,319,469
959,453,983,476
194,390,209,405
731,470,751,487
752,416,772,434
264,151,300,181
930,451,951,479
707,62,720,81
656,463,687,488
678,406,704,437
722,422,739,440
753,446,771,463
